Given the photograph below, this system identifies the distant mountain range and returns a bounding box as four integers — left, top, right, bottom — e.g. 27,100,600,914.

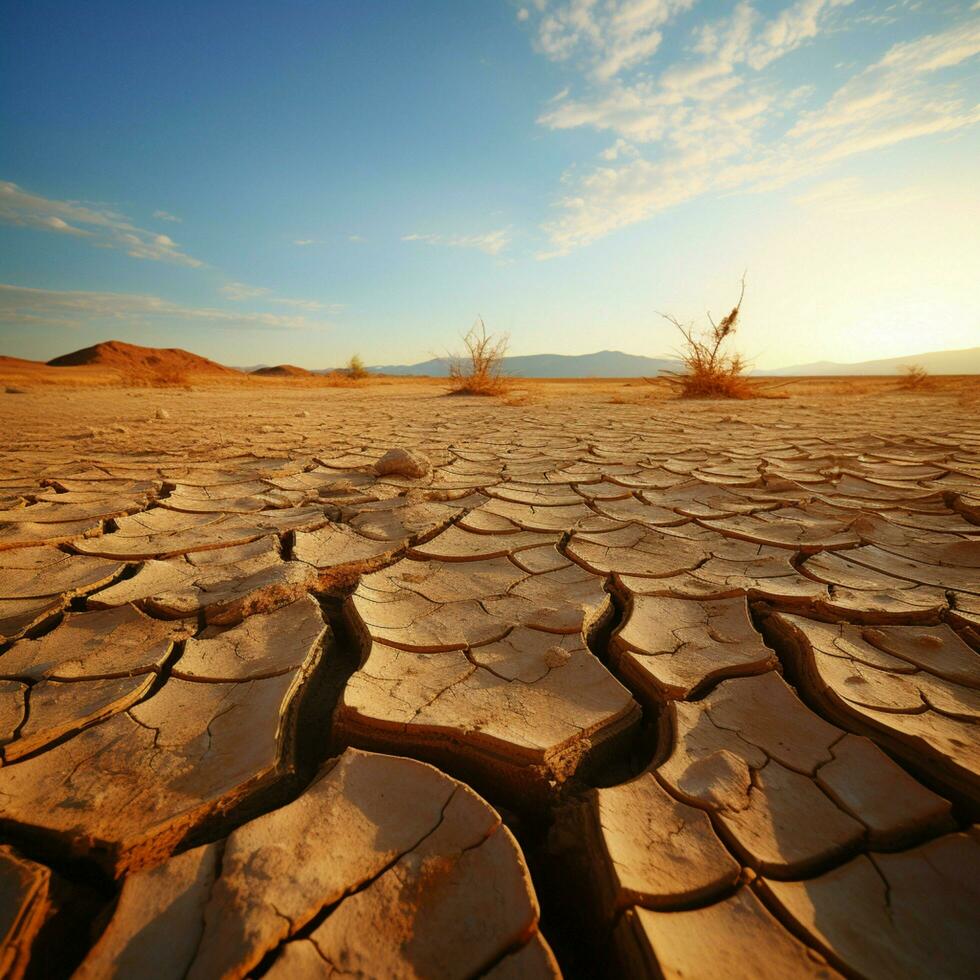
355,346,980,378
363,350,685,378
6,340,978,379
757,347,980,376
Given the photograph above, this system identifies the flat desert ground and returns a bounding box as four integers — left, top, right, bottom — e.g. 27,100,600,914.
0,375,978,978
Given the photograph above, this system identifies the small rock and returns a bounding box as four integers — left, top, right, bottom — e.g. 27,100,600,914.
155,408,170,420
5,386,28,394
374,448,432,479
544,646,571,668
296,410,310,418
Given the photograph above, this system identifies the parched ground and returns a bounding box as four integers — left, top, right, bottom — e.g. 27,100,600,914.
0,378,978,978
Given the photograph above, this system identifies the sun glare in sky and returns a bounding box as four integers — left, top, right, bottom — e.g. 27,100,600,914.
1,1,978,370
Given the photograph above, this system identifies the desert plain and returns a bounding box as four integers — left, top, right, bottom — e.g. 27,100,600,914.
0,367,978,978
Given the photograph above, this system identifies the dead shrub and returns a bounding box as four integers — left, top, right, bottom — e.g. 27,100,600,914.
897,365,936,392
347,354,368,380
654,276,783,399
448,317,510,395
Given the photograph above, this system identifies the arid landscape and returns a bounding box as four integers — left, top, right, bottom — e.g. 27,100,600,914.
0,343,977,978
4,1,980,976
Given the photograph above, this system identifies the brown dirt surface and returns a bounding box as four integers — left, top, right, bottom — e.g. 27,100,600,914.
0,373,977,977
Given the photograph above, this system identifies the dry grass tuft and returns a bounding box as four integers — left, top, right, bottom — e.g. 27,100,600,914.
897,364,937,392
448,317,510,395
654,276,784,399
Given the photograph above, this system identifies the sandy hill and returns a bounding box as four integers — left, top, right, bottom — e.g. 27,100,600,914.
0,355,41,368
47,340,238,375
251,364,313,378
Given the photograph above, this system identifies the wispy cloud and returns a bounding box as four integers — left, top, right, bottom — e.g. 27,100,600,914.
402,228,512,256
0,181,204,267
533,0,696,81
220,281,271,301
693,0,856,71
219,280,342,313
528,5,980,255
152,209,181,222
0,283,331,331
293,238,323,246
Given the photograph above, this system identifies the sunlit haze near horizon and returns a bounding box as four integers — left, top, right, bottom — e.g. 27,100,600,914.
1,1,978,370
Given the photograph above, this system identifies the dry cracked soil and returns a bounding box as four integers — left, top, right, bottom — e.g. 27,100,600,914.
0,378,978,979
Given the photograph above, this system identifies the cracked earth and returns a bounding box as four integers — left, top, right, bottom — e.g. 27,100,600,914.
0,380,978,978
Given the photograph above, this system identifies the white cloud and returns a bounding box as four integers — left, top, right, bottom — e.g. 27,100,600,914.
292,238,322,246
749,0,855,70
220,281,271,301
601,138,640,160
785,18,980,153
220,280,340,313
348,234,366,243
534,10,980,255
0,283,330,331
691,0,854,70
40,215,88,235
517,7,530,22
0,181,203,267
402,228,512,256
153,209,181,222
274,297,345,313
531,0,697,80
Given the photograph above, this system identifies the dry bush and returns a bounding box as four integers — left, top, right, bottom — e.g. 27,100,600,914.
658,276,752,397
347,354,368,380
898,364,936,392
448,317,510,395
655,276,783,399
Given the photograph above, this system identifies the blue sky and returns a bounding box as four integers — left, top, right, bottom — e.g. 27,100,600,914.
1,0,978,369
